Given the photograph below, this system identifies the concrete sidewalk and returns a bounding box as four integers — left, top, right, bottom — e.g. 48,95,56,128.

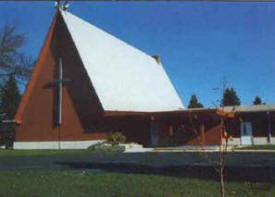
125,145,275,153
152,148,275,153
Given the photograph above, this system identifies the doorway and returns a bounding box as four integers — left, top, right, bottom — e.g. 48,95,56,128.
150,121,159,146
240,122,253,145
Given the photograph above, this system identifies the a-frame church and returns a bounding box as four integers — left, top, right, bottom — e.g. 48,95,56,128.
13,9,186,149
14,9,230,149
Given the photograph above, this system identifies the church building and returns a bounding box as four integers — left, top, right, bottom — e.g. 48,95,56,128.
13,9,184,149
13,9,232,149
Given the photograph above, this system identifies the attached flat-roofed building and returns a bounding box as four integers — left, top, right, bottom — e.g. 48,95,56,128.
224,104,275,146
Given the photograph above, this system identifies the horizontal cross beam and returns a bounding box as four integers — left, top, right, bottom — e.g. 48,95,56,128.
44,78,72,88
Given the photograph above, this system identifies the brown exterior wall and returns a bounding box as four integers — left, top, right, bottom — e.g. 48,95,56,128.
157,113,222,146
226,112,275,138
168,124,222,146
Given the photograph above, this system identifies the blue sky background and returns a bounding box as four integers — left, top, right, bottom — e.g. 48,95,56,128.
0,1,274,107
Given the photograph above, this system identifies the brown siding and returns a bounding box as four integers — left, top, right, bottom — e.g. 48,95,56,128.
174,125,222,145
158,114,222,146
204,125,222,145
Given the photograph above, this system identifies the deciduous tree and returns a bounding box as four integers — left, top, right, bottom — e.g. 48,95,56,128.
0,23,33,82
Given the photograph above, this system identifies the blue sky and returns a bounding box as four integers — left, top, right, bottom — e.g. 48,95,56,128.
0,1,274,107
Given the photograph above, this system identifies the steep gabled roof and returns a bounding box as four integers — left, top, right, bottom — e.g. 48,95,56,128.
60,10,184,112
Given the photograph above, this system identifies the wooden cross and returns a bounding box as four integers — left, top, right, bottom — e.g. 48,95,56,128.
47,58,72,126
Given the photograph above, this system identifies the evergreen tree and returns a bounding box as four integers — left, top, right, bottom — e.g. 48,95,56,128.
0,74,21,148
253,96,262,105
221,88,240,107
0,74,21,118
188,94,204,108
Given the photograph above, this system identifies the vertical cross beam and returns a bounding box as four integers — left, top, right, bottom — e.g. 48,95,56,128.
45,57,71,126
44,57,72,149
58,58,63,126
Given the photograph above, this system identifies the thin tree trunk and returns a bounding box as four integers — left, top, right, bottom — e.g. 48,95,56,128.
219,117,227,197
220,166,225,197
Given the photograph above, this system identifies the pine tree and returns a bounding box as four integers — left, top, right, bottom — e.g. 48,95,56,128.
0,74,21,148
188,94,204,108
221,88,240,107
253,96,262,105
0,74,21,118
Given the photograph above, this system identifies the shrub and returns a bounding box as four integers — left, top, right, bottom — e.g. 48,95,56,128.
106,132,126,145
87,142,125,153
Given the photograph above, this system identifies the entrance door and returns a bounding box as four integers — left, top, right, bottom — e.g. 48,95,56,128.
150,122,159,146
240,122,253,145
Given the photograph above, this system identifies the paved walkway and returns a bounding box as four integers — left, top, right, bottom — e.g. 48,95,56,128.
152,148,275,153
126,145,275,153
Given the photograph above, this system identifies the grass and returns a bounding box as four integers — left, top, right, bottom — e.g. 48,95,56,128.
0,151,274,196
0,170,273,197
238,145,275,150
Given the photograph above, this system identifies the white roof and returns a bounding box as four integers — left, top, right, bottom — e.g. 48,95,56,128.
60,10,184,112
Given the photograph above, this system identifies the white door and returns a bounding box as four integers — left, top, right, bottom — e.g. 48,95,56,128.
241,122,253,145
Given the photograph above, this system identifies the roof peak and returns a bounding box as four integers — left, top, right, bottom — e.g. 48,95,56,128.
54,1,70,11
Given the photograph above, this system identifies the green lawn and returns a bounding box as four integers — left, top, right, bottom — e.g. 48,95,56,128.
0,151,274,196
0,170,273,197
238,145,275,150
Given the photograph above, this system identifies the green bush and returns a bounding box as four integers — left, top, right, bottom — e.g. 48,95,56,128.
87,142,125,153
106,132,126,145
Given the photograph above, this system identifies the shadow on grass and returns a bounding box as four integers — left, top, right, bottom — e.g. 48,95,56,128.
56,161,275,184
